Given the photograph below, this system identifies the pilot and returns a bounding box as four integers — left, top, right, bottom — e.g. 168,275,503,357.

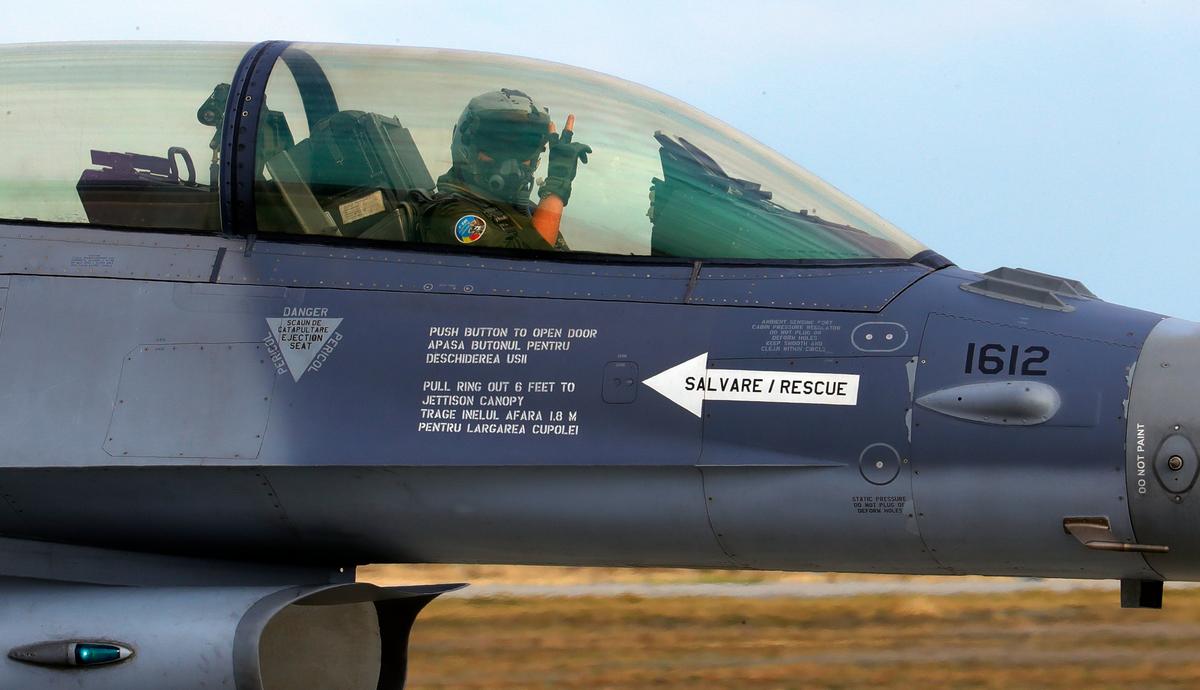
416,89,591,250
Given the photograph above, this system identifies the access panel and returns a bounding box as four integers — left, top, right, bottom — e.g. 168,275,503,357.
698,351,938,573
910,313,1154,579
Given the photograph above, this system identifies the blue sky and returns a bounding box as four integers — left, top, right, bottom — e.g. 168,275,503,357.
3,1,1198,318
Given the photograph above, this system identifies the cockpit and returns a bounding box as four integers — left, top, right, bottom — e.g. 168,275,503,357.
0,41,930,262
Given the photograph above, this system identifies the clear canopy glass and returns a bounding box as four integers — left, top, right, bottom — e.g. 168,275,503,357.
0,42,249,232
0,41,929,262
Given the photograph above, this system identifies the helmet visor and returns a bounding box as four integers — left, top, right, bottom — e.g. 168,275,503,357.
472,116,549,161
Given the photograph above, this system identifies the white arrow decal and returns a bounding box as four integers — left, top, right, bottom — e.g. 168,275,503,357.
643,352,860,418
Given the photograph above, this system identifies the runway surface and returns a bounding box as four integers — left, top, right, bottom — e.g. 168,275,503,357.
361,566,1200,688
442,578,1200,599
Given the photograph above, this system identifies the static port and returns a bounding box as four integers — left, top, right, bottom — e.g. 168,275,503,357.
1169,455,1185,471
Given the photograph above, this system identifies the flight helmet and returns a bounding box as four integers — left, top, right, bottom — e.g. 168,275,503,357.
451,89,552,204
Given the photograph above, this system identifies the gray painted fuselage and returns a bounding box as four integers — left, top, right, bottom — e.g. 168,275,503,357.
0,220,1186,584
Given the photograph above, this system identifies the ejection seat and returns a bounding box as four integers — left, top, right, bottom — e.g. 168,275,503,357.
257,110,435,242
75,83,295,233
76,147,216,230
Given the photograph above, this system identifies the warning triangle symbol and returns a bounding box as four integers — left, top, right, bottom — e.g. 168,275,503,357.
266,317,343,382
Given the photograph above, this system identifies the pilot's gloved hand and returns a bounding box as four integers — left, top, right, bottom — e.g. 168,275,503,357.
538,115,591,206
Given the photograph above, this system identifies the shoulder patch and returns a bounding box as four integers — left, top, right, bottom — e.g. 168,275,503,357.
454,214,487,244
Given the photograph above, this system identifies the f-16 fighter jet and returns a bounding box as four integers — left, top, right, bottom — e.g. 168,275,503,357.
0,40,1189,688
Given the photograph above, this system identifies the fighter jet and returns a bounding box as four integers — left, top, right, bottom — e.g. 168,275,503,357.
0,39,1189,689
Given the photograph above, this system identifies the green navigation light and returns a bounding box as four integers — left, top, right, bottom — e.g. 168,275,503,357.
10,640,133,668
73,643,125,666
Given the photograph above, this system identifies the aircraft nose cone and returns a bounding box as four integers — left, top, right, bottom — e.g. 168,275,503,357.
1125,317,1200,579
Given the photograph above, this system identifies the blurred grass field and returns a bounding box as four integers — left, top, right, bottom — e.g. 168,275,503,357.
359,566,1200,689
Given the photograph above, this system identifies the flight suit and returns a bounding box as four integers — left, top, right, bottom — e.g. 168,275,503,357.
416,190,568,251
